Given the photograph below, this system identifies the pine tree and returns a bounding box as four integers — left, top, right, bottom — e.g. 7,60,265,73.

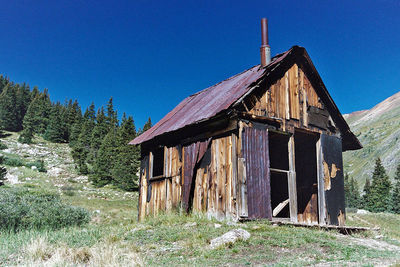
91,129,117,186
106,97,118,130
22,90,52,135
0,75,9,94
368,158,392,212
362,178,371,210
15,83,32,131
391,164,400,214
139,117,152,134
72,103,96,174
112,114,140,191
18,100,36,144
64,99,82,142
0,155,7,186
44,103,65,143
0,84,19,131
344,173,361,208
88,107,108,164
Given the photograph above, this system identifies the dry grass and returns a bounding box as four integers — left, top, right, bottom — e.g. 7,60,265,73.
25,236,142,267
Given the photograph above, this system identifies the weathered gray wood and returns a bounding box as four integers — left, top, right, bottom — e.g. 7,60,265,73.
149,151,154,178
316,138,326,225
273,199,289,217
288,136,298,223
231,133,238,218
270,168,289,174
237,158,248,217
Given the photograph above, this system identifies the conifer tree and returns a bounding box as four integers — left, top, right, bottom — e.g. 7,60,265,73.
0,155,7,186
73,103,96,174
88,107,108,163
44,103,65,143
106,97,118,129
0,84,19,131
15,83,32,131
344,173,360,208
368,158,392,212
91,128,117,186
391,164,400,214
362,178,371,210
112,114,140,191
139,117,152,134
349,177,360,208
64,99,82,142
0,75,9,94
18,100,36,144
22,90,52,135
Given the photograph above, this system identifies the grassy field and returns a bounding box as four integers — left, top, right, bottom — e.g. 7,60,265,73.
1,132,400,266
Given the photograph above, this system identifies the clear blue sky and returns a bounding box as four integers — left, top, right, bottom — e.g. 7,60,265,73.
1,0,399,128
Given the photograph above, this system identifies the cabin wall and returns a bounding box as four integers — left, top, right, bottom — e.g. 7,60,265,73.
138,134,240,221
248,64,334,134
138,145,182,221
192,135,238,220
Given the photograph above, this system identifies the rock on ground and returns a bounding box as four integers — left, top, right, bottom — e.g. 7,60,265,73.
209,228,250,249
356,209,370,214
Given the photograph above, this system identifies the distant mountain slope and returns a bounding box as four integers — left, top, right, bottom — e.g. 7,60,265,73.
343,91,400,185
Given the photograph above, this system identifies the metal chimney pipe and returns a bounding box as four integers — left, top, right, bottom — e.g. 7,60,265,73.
260,18,271,67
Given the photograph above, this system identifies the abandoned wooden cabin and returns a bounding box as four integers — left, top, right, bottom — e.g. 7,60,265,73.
130,18,362,226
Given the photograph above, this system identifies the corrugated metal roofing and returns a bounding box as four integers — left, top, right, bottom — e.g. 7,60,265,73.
130,45,362,151
130,48,292,145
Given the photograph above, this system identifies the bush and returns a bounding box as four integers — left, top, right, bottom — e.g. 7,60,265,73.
61,185,76,196
0,187,90,231
26,160,47,173
3,156,47,172
3,156,24,167
0,142,7,150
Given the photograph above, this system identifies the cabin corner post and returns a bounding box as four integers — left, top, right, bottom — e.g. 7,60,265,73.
288,135,298,223
138,154,150,221
316,138,327,225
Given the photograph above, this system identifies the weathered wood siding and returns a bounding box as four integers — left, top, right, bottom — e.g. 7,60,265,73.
139,135,240,221
192,135,238,220
249,64,328,131
138,146,182,220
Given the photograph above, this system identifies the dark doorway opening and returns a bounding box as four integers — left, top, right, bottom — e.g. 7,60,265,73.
294,130,319,223
269,132,290,218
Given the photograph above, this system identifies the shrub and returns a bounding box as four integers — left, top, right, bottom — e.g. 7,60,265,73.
61,185,76,196
0,187,90,231
3,156,24,167
26,160,47,173
0,142,7,150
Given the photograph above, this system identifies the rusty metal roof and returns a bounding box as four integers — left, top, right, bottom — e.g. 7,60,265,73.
130,46,362,151
130,49,291,145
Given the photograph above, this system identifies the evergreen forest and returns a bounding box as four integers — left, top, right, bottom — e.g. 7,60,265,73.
0,75,151,191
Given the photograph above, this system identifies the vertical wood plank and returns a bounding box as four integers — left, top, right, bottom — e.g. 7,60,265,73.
316,138,326,225
288,136,298,223
226,135,233,217
238,158,248,217
285,72,290,120
231,133,238,219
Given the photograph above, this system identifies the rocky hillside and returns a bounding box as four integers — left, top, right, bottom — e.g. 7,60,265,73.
343,91,400,186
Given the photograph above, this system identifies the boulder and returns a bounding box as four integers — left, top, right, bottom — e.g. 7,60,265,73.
209,228,250,249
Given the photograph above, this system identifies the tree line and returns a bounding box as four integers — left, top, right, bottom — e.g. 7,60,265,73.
0,75,150,191
345,158,400,214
